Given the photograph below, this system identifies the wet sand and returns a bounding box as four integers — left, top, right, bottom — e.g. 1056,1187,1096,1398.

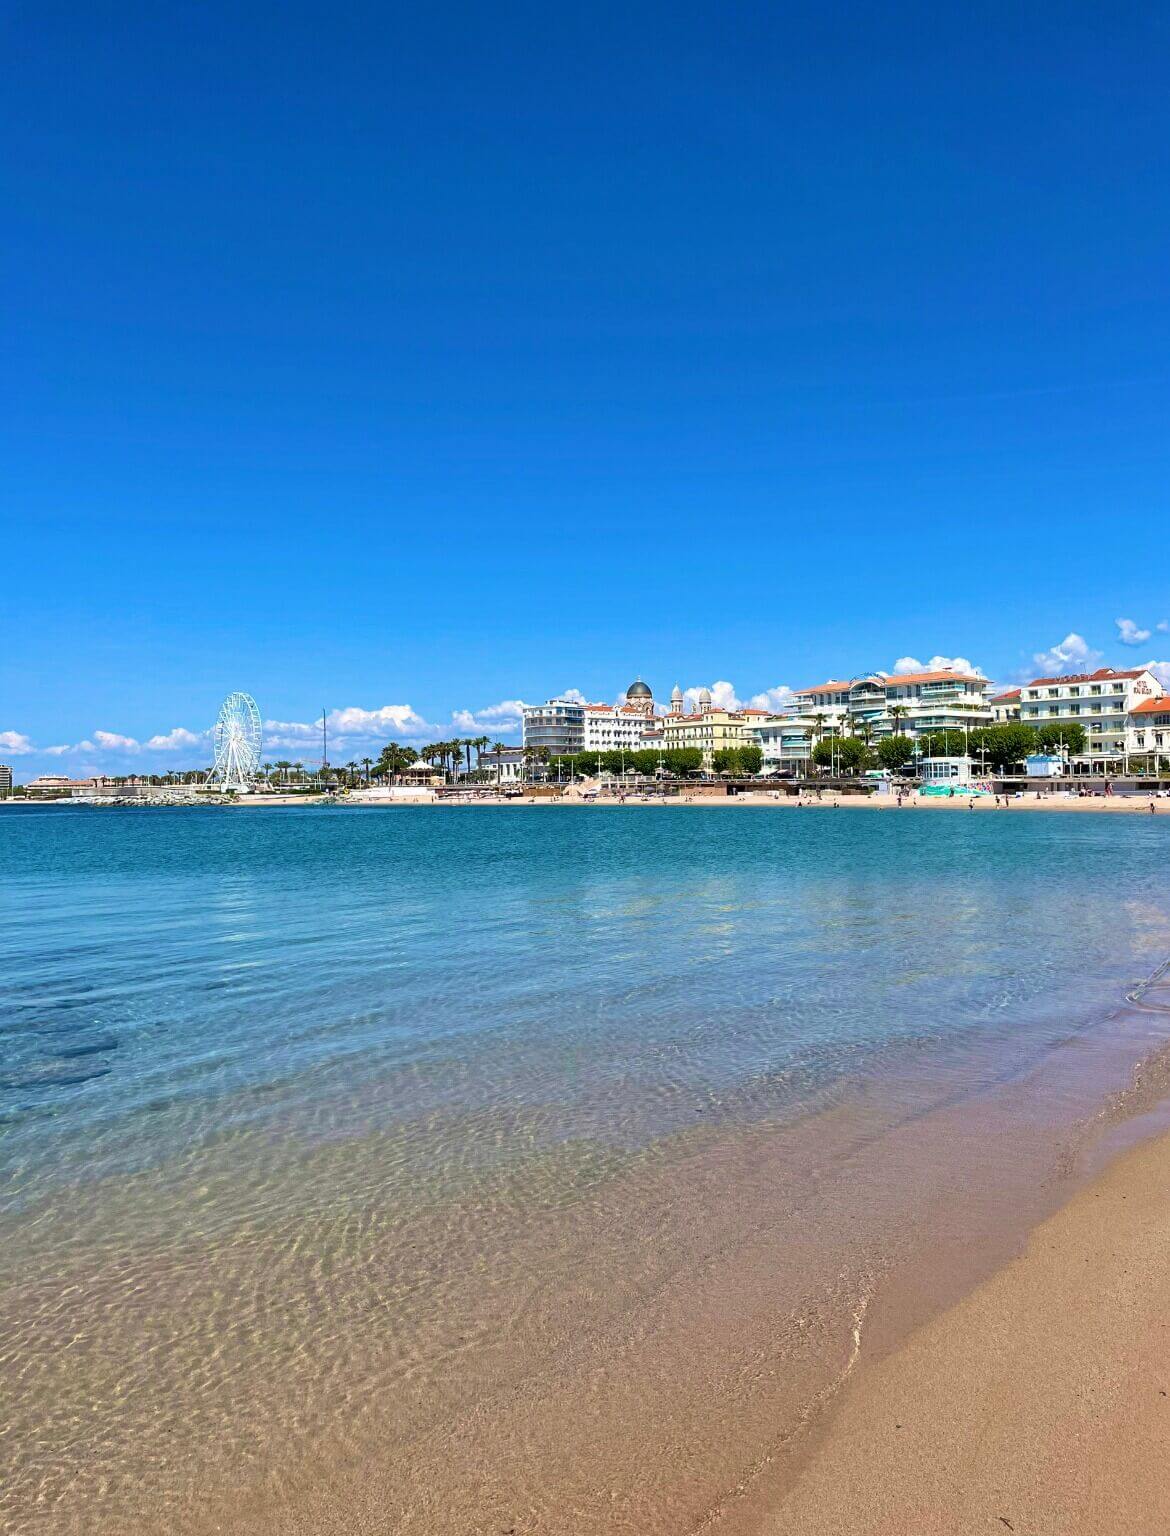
761,1122,1170,1536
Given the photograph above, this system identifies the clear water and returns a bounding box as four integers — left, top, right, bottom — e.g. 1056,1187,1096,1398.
3,803,1170,1211
3,802,1170,1533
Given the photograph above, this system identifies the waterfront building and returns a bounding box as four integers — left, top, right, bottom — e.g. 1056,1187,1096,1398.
23,775,95,798
0,764,11,799
485,746,525,785
660,689,769,768
1019,667,1163,774
1126,695,1170,768
747,716,815,773
788,680,852,732
990,688,1021,722
582,680,661,752
869,669,992,735
750,669,992,771
522,696,586,757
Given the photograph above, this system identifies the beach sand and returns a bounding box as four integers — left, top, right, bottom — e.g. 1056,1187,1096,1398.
757,1125,1170,1536
346,788,1170,812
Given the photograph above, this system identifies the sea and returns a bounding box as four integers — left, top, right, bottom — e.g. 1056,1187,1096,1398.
3,801,1170,1534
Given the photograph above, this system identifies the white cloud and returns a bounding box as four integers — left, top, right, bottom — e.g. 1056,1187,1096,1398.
43,744,72,757
0,730,35,756
1157,620,1169,634
326,705,434,738
449,699,527,734
143,727,203,751
1146,661,1170,689
748,685,795,711
93,730,141,752
263,704,444,756
683,680,742,712
559,687,587,704
1116,617,1151,646
1031,632,1102,675
892,654,983,677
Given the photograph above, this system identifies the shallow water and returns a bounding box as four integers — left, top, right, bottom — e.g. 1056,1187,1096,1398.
2,803,1170,1532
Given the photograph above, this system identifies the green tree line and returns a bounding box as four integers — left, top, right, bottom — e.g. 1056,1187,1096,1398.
548,748,706,777
811,722,1088,776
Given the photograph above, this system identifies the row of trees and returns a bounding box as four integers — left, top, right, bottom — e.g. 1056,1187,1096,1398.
711,745,763,775
545,746,767,778
548,748,705,778
371,738,517,782
809,721,1090,776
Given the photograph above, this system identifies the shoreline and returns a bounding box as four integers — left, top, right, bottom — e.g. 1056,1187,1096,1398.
753,1119,1170,1535
23,947,1168,1536
6,788,1167,813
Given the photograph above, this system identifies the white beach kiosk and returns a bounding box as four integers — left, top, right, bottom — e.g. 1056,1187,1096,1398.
917,755,991,795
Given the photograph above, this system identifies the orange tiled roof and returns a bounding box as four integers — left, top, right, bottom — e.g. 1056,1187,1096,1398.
1129,694,1170,716
1026,666,1147,688
990,688,1021,701
885,669,982,687
796,680,852,696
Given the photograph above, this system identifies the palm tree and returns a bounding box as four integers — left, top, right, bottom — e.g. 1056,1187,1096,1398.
474,735,490,771
345,760,358,787
889,705,908,736
492,741,506,790
811,713,827,745
361,757,372,785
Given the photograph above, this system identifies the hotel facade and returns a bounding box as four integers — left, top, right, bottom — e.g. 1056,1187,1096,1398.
1018,667,1164,772
660,688,770,767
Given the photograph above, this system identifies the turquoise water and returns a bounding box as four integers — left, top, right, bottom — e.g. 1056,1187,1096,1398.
4,803,1170,1213
5,801,1170,1534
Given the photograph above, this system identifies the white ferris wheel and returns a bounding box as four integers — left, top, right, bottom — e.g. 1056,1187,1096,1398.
205,692,263,792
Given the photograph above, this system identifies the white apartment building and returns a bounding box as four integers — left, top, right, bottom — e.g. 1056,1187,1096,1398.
484,746,525,784
990,689,1021,722
521,697,585,757
1019,667,1164,773
582,703,658,752
747,716,816,772
787,680,852,732
870,670,992,734
750,669,993,773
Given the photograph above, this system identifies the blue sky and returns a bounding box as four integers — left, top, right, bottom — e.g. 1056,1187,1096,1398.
4,3,1170,777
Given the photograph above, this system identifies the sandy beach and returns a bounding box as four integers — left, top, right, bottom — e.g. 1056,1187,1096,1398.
760,1123,1170,1536
8,786,1168,814
344,787,1170,813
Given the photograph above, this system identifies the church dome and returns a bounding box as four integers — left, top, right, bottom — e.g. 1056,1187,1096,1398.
671,683,683,701
698,686,712,705
626,679,653,700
